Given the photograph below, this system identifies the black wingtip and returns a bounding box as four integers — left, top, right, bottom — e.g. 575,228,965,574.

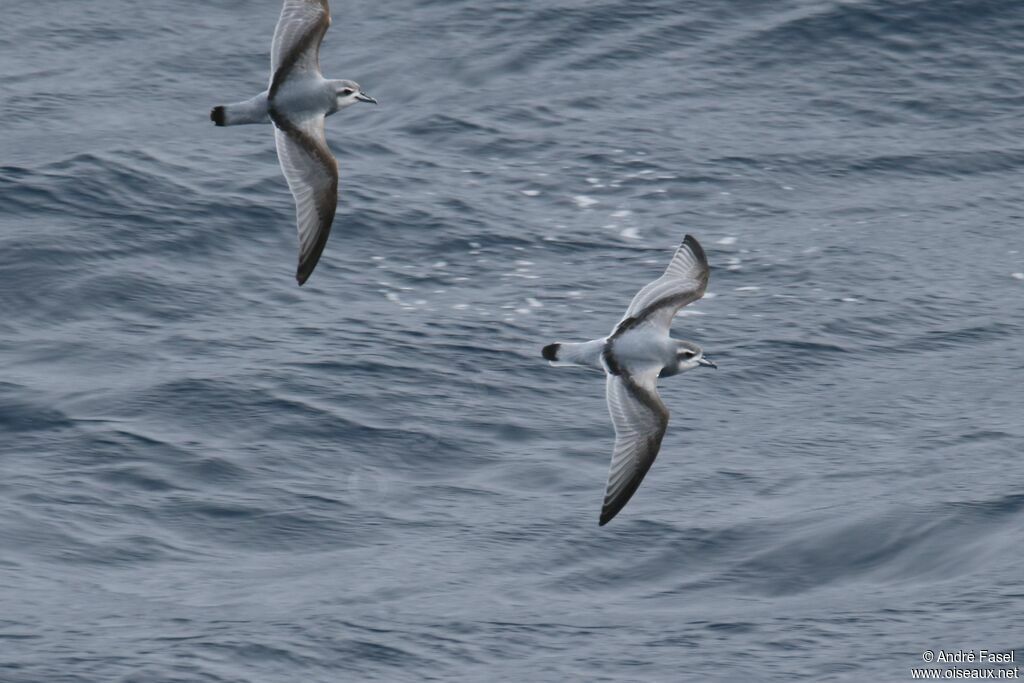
599,501,623,526
682,234,707,265
210,106,226,126
294,214,335,287
599,499,630,526
542,343,560,361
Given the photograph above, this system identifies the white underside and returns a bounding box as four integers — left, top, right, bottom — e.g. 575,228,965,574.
221,75,341,127
274,74,337,119
610,326,675,373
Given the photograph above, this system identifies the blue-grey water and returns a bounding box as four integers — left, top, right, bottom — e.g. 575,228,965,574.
3,1,1024,681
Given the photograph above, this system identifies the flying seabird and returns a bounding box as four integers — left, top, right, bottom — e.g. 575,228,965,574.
542,235,717,526
210,0,377,285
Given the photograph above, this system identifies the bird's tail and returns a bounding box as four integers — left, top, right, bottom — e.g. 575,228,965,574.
209,94,270,127
541,339,605,369
542,343,561,361
210,106,228,126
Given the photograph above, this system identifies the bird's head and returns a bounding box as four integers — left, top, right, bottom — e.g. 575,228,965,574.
666,341,716,376
333,80,377,111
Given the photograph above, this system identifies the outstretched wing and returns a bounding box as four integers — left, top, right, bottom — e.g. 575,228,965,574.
272,114,338,285
616,235,710,335
601,365,669,526
269,0,331,93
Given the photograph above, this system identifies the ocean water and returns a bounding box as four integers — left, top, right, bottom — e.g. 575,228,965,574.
2,0,1024,680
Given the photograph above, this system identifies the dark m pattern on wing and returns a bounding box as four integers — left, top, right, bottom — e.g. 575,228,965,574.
268,5,330,101
265,108,338,284
599,373,669,526
610,235,710,338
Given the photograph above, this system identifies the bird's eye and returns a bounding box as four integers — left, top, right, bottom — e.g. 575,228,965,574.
341,88,354,96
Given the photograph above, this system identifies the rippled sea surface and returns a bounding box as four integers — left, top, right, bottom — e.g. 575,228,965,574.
3,1,1024,680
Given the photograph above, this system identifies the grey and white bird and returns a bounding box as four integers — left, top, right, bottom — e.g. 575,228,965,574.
210,0,377,285
542,235,716,526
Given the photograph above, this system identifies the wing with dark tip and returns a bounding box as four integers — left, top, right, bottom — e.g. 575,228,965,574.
272,114,338,285
269,0,331,92
600,366,669,526
616,235,710,334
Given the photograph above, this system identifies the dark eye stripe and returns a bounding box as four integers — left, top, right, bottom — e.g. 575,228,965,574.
341,88,354,95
